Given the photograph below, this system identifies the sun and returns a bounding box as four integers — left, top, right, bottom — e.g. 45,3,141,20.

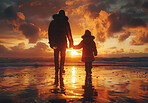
66,48,80,56
71,48,79,56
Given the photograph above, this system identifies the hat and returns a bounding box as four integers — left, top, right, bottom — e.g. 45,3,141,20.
59,10,65,16
82,30,95,39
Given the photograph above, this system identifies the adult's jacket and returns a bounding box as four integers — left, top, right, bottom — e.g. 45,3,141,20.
48,14,73,49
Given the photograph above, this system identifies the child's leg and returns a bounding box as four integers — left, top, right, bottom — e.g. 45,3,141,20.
89,62,92,73
85,62,92,73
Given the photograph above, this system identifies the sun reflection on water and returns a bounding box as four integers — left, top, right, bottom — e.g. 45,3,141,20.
72,66,76,84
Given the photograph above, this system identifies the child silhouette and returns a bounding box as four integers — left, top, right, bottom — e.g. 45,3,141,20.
73,30,97,73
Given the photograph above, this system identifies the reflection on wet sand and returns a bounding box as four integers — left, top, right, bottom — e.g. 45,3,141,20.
0,66,148,103
81,68,98,102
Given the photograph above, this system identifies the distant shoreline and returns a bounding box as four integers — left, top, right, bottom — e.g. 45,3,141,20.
0,57,148,67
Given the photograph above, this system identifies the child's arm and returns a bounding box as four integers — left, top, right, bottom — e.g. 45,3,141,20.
93,41,97,56
73,41,83,49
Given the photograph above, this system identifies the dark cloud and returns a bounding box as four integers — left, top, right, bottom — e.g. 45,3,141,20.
19,23,40,43
108,12,146,33
86,0,117,18
118,32,131,42
127,18,146,28
4,6,17,21
142,2,148,9
87,3,108,18
18,0,66,16
108,12,122,33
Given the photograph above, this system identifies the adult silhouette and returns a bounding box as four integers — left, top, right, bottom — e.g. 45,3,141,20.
48,10,73,75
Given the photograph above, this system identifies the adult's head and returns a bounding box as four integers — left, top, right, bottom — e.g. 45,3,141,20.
58,10,65,16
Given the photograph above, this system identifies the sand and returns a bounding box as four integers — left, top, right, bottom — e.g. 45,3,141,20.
0,65,148,103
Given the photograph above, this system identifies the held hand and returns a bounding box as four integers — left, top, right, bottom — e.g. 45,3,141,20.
69,43,73,48
94,52,97,56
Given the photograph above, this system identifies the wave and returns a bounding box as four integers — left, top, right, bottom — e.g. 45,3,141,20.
0,57,148,67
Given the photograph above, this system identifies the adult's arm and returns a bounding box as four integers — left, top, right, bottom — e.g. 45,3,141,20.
66,22,73,47
93,41,97,56
48,21,55,48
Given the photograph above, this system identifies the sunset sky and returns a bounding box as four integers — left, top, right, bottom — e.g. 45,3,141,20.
0,0,148,58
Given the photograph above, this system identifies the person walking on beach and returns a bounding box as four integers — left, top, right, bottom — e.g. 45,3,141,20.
48,10,73,75
73,30,97,73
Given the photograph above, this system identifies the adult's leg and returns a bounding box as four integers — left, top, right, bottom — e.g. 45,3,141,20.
89,62,92,68
85,62,89,71
54,49,59,74
60,47,66,74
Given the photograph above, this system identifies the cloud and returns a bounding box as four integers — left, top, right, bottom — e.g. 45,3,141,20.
112,48,124,54
0,45,11,57
19,23,41,43
130,49,135,53
20,42,51,57
0,42,51,57
1,0,148,49
142,2,148,9
130,27,148,45
0,1,44,43
109,47,117,49
11,42,26,51
4,6,17,21
3,6,41,43
108,12,122,33
144,48,148,52
118,31,131,42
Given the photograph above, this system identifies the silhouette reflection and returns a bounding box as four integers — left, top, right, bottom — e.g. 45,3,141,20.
49,71,66,103
82,67,98,103
50,72,65,94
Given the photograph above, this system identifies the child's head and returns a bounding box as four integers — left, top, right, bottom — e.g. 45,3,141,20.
82,30,95,39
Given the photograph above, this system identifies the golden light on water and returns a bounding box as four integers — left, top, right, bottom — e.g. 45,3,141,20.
71,48,79,56
72,66,76,84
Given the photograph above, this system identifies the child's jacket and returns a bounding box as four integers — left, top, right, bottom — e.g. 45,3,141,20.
74,37,97,62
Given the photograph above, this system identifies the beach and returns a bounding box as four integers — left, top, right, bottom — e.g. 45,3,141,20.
0,63,148,103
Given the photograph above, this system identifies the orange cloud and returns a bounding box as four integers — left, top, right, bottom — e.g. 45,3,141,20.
118,31,131,42
144,48,148,52
30,1,42,7
130,27,148,45
17,12,25,20
112,48,124,54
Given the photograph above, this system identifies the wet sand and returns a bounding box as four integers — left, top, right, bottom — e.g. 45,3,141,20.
0,65,148,103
